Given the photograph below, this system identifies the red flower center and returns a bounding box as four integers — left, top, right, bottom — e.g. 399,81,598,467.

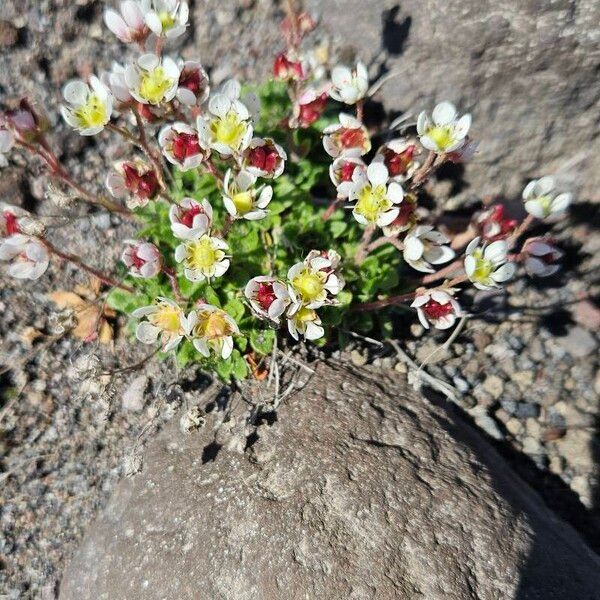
481,204,517,241
130,250,147,269
256,283,276,309
384,145,415,177
123,164,159,199
248,145,279,173
339,128,365,149
179,204,203,228
389,201,416,228
423,299,454,320
297,93,328,127
338,162,357,182
3,211,19,235
179,69,202,94
171,132,200,161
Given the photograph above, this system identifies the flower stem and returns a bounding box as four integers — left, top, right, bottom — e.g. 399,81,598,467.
322,198,341,221
411,150,441,188
366,235,404,253
162,266,185,303
353,274,469,312
16,139,130,215
354,225,377,264
42,239,135,293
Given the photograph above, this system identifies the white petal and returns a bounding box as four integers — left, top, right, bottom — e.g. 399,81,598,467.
367,162,389,186
104,10,128,40
387,182,404,204
484,240,508,263
464,255,476,277
305,322,324,341
63,81,88,105
432,102,457,126
491,262,515,283
404,236,424,261
136,321,161,344
209,94,231,118
524,200,545,219
416,111,428,135
465,236,481,255
551,193,571,214
454,114,471,139
536,176,555,195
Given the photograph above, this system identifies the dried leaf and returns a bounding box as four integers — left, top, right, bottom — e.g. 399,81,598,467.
49,286,114,345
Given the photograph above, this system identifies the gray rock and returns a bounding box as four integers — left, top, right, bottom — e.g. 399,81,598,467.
60,363,600,600
557,326,598,358
308,0,600,200
121,375,148,413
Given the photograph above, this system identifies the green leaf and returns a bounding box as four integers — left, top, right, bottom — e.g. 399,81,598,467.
249,328,276,356
223,298,246,321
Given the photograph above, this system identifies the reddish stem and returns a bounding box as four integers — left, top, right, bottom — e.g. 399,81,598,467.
43,239,135,293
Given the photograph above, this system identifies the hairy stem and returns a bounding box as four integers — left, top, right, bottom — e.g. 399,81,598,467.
354,225,377,264
162,266,185,303
43,239,135,293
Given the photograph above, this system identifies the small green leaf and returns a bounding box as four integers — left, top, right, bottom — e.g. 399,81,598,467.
249,328,276,356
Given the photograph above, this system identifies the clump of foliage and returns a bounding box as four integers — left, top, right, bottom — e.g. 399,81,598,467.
0,0,572,382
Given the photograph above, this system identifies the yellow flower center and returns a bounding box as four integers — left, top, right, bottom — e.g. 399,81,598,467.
295,306,317,324
210,111,247,148
139,66,174,105
188,237,221,271
232,190,254,214
426,126,454,151
74,94,108,128
149,304,181,333
355,184,391,223
159,11,176,30
194,310,233,340
471,249,493,281
292,269,325,302
537,195,553,217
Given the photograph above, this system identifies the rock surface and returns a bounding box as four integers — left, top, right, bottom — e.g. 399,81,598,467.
60,363,600,600
307,0,600,201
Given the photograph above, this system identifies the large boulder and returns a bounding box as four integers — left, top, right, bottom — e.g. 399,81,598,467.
60,363,600,599
306,0,600,200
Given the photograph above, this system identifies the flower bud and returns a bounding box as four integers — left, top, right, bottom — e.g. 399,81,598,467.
476,204,517,242
244,138,286,179
291,89,328,128
273,53,304,81
522,237,563,277
121,241,161,278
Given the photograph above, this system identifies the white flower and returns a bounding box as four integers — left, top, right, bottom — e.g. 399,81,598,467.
411,290,463,330
61,77,113,136
175,234,229,282
349,163,404,227
329,156,366,199
104,1,148,44
186,304,239,359
286,304,324,341
132,296,187,351
323,113,371,158
522,176,571,219
244,276,291,324
222,170,272,221
121,240,161,278
372,138,419,182
125,54,180,105
169,197,212,240
0,129,15,167
464,236,515,290
176,60,210,106
158,122,206,171
403,225,455,274
416,102,471,153
100,62,133,108
329,62,369,105
0,234,49,280
196,80,253,157
522,237,563,278
106,160,160,208
144,0,189,39
243,138,287,179
287,250,343,309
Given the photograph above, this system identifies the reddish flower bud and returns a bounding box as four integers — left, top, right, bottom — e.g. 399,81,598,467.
383,144,416,177
244,138,286,178
122,163,160,200
293,90,328,128
171,131,201,161
256,282,277,310
2,210,20,236
273,53,304,81
477,204,518,241
522,237,563,278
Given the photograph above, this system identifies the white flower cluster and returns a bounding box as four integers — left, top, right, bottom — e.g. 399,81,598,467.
245,250,344,341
